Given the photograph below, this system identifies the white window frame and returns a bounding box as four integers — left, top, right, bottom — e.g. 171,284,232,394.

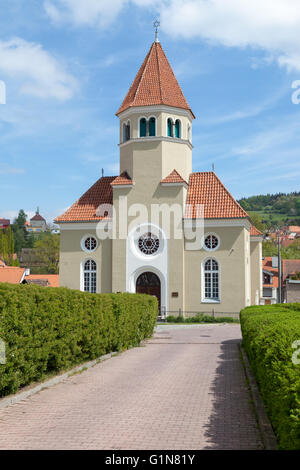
138,116,148,138
81,258,98,293
80,234,98,254
202,232,220,252
166,117,174,137
201,257,221,303
148,116,157,137
174,118,182,138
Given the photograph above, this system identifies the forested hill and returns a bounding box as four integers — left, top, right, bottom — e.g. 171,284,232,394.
238,192,300,227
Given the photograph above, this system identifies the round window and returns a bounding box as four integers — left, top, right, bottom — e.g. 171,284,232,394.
138,232,160,255
83,236,97,252
204,234,219,251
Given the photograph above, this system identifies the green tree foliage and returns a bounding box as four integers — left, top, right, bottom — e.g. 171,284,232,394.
0,284,158,397
239,192,300,228
0,227,18,265
33,232,60,274
240,304,300,449
248,212,266,233
263,239,300,259
11,209,29,255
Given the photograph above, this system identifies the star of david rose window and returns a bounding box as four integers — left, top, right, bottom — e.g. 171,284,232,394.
138,232,160,255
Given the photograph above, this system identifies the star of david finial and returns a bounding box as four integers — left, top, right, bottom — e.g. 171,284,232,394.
153,19,160,42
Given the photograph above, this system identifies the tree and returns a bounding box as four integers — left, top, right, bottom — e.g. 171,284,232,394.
34,232,60,274
0,226,16,265
14,209,27,229
248,212,266,233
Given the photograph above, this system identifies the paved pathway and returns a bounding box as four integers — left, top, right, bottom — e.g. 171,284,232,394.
0,324,263,450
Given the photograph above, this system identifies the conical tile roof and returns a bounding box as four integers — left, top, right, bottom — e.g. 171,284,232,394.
117,41,194,117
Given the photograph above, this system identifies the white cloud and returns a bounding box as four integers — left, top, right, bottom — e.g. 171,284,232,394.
45,0,125,28
44,0,300,72
0,38,78,100
0,166,24,175
160,0,300,71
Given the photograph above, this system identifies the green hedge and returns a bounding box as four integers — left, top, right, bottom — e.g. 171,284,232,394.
166,314,238,323
240,304,300,449
0,283,157,397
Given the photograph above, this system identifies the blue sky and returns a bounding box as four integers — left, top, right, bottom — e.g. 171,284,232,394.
1,0,300,224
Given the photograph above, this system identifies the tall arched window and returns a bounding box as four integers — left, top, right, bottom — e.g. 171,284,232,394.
167,118,173,137
149,117,156,136
126,121,130,141
175,119,181,138
204,259,219,301
122,123,127,143
187,124,192,142
149,118,156,137
83,259,97,293
140,118,147,137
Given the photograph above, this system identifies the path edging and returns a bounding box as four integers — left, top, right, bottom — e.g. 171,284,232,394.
240,344,277,450
0,351,118,411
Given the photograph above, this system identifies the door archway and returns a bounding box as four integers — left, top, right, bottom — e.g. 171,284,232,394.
136,272,161,309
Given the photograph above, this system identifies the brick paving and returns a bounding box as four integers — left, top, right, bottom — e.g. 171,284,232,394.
0,324,263,450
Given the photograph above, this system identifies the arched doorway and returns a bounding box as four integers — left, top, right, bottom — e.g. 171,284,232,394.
136,272,161,309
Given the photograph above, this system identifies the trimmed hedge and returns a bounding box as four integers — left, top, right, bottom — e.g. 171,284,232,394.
166,314,238,323
240,304,300,449
0,283,157,397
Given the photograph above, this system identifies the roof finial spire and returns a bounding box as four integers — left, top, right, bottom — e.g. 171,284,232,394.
153,19,160,43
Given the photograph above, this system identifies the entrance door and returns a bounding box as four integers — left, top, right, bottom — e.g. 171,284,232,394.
136,272,161,310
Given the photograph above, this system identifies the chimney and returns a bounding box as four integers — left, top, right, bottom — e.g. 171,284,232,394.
272,256,278,268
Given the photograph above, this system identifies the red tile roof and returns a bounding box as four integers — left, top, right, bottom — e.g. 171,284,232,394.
282,259,300,282
262,257,279,288
56,171,250,223
31,213,46,222
55,176,115,222
117,41,194,117
0,267,25,284
185,172,249,219
0,218,10,226
161,169,188,185
289,225,300,233
250,226,263,236
25,274,59,287
111,171,133,186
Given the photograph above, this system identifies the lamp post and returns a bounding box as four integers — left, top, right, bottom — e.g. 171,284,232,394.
277,229,282,303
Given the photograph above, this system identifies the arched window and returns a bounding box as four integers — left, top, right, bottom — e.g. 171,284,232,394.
140,118,147,137
149,117,156,136
204,259,219,301
122,123,127,143
187,124,192,142
167,118,173,137
126,121,130,141
83,259,97,293
175,119,181,138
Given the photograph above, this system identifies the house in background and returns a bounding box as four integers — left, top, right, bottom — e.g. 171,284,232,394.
26,208,47,233
23,274,59,287
261,257,279,305
0,219,10,230
0,261,27,284
0,260,59,287
282,259,300,303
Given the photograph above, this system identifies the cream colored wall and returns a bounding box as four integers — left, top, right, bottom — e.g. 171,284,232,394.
120,139,192,184
184,226,248,315
112,182,187,310
59,229,112,293
119,110,192,141
119,108,193,183
250,239,262,305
